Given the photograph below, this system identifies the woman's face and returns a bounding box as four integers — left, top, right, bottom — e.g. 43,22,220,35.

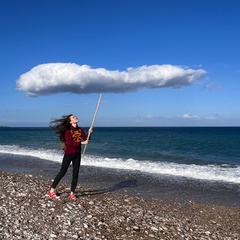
69,115,79,124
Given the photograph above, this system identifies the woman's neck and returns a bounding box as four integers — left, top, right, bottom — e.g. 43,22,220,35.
71,123,77,128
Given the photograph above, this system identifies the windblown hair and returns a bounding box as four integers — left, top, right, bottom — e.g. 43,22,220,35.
50,114,73,142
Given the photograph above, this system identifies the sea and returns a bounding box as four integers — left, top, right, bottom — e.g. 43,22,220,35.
0,127,240,205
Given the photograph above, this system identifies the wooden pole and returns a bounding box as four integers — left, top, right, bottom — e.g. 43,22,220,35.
82,93,102,158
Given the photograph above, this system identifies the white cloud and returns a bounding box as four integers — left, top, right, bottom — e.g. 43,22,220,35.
16,63,206,97
204,82,222,91
179,113,221,121
204,114,221,120
181,114,200,119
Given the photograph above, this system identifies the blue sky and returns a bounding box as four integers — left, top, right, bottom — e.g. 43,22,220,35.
0,0,240,127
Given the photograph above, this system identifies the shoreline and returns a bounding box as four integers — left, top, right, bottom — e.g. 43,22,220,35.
1,171,239,239
0,154,239,207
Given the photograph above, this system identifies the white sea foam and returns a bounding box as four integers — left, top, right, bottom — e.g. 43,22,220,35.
84,156,240,184
0,145,239,184
0,145,63,162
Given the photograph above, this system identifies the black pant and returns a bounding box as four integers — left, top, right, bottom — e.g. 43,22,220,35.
51,152,81,193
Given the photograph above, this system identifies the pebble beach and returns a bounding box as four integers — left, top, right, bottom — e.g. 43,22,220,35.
1,170,239,240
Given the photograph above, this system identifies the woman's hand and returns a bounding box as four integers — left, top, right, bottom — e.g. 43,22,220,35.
81,140,89,145
81,127,93,145
88,127,93,134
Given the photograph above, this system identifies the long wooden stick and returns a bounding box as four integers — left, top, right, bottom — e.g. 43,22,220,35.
82,93,102,157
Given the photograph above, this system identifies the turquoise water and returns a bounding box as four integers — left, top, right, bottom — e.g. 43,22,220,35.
0,127,239,184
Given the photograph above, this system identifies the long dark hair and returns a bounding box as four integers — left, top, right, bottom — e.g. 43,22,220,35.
50,114,73,142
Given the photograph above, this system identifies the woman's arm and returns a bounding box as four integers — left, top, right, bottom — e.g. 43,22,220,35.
80,127,93,145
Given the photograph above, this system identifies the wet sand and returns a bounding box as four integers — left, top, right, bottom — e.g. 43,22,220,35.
0,154,239,207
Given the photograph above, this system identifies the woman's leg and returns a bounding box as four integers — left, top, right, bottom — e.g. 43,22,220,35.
70,153,81,193
50,154,72,190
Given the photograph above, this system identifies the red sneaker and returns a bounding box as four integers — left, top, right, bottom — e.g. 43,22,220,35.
47,191,58,199
69,194,77,201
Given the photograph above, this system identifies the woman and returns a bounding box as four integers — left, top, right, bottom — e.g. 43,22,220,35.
48,114,92,200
